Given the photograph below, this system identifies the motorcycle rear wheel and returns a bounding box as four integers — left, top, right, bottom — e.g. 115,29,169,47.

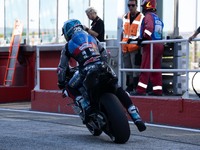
100,93,130,144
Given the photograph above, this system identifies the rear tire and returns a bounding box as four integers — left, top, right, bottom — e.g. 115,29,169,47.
100,93,130,144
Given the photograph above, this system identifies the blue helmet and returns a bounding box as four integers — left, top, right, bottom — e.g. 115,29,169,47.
62,19,83,41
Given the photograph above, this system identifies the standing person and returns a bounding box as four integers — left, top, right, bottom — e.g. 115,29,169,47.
131,0,164,96
57,19,146,132
83,7,105,42
188,26,200,43
121,0,144,94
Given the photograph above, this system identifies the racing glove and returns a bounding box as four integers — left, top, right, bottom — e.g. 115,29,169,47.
57,81,66,89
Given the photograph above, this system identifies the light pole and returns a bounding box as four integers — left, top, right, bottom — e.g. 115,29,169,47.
174,0,179,37
194,0,198,63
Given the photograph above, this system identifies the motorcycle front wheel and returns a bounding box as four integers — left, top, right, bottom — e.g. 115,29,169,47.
99,93,130,144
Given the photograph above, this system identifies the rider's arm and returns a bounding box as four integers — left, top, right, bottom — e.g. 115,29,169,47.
96,40,108,62
57,44,70,89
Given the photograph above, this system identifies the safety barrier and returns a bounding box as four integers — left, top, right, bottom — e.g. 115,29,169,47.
34,39,200,99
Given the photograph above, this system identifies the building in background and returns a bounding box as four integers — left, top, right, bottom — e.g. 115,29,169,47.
0,0,199,64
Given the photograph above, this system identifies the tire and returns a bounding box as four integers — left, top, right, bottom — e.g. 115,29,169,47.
100,93,130,144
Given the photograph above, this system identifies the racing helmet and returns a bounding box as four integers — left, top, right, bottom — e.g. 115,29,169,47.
141,0,156,11
62,19,83,41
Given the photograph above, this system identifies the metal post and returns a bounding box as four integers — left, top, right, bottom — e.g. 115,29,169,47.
34,46,40,90
118,43,122,86
56,0,59,43
174,0,179,37
26,0,29,45
185,41,190,98
4,0,6,40
150,43,153,69
156,0,163,20
103,0,105,21
117,0,126,87
194,0,198,63
182,41,190,99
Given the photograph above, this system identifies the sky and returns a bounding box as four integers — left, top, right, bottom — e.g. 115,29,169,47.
178,0,199,32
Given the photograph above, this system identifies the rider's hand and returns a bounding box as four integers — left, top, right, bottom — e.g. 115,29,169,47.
66,67,77,80
57,81,66,89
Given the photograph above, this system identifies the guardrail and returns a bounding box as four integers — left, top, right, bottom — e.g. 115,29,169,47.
34,39,200,99
34,42,106,90
118,38,200,98
34,44,64,90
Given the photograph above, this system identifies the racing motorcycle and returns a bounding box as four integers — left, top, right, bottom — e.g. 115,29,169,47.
64,61,130,144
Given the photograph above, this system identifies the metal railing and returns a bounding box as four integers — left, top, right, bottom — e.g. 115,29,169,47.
34,44,64,90
34,42,106,90
34,39,200,99
118,38,200,98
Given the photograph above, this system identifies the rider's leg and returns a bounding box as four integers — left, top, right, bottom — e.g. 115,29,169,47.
115,87,146,132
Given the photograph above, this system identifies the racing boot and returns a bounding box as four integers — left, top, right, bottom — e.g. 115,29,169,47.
77,97,91,124
128,105,146,132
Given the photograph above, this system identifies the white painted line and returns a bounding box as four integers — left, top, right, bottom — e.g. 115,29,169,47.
144,123,200,133
0,108,79,118
0,108,200,133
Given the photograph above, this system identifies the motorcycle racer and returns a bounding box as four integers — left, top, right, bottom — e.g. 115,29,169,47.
57,19,146,132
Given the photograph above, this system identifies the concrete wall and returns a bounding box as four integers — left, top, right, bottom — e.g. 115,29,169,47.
31,90,200,129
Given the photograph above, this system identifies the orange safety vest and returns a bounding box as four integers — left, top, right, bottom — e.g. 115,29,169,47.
122,12,144,53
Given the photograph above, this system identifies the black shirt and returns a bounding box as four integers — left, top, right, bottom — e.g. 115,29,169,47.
91,16,105,42
125,12,140,24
